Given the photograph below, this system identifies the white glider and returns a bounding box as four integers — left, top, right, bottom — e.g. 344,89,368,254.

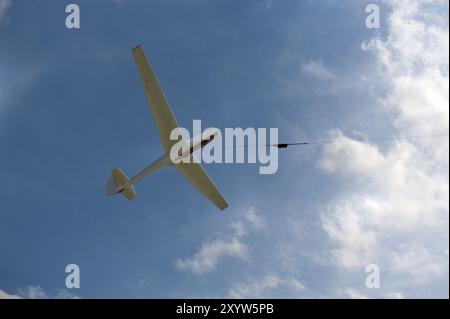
106,45,228,211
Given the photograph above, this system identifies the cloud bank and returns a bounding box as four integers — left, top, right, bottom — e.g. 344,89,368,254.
175,208,264,274
319,0,449,296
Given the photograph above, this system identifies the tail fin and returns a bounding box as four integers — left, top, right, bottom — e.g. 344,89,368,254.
106,168,136,200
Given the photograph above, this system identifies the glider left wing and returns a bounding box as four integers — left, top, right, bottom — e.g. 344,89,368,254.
175,158,228,211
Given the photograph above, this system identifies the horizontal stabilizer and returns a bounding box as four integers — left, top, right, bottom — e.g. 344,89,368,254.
106,168,136,200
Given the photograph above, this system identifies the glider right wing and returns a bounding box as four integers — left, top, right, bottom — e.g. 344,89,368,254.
132,45,179,153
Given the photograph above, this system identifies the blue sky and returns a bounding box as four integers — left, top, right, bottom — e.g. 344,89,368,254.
0,0,448,298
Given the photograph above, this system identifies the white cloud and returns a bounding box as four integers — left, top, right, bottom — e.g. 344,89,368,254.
321,197,378,268
299,59,366,94
390,244,445,284
0,0,12,23
175,237,248,274
228,275,281,298
175,208,264,274
318,0,449,293
0,286,79,299
244,207,266,230
385,291,404,299
318,130,387,183
288,277,307,293
339,288,368,299
18,286,47,299
228,274,306,298
0,289,21,299
337,288,405,299
302,60,337,81
0,286,47,299
53,289,80,299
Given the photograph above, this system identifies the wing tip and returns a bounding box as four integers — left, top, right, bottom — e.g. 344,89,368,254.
132,44,143,52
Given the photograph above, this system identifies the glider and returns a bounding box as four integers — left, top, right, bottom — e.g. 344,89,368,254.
106,45,228,211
